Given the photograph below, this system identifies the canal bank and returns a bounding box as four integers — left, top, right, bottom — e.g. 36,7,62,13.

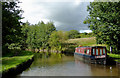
2,55,34,78
1,51,34,78
107,53,120,66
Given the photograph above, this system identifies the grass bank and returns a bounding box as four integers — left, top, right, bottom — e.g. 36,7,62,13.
66,37,106,47
107,53,120,62
80,33,95,38
1,50,34,72
107,53,120,58
67,37,96,46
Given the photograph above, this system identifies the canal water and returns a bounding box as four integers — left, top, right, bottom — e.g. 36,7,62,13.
17,53,119,76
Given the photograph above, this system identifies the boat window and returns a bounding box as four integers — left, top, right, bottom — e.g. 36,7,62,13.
93,49,95,55
87,49,89,54
103,48,105,54
79,49,80,52
100,49,102,55
96,49,98,55
84,49,87,54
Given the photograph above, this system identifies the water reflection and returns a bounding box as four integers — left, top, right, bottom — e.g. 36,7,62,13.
18,53,118,76
75,58,118,76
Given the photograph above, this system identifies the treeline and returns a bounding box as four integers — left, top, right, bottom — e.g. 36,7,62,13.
2,1,83,55
20,22,94,53
4,20,82,54
21,21,67,52
20,21,82,52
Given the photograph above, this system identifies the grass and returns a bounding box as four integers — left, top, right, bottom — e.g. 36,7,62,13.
67,37,97,46
0,50,34,72
80,33,95,38
67,37,107,46
107,53,120,62
107,53,120,58
115,59,120,62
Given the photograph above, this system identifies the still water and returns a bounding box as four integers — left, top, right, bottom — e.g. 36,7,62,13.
18,53,119,76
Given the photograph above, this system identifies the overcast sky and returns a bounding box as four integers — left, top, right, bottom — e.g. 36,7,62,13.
19,0,93,33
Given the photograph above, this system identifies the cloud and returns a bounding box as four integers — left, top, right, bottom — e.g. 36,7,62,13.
79,30,92,33
19,0,90,31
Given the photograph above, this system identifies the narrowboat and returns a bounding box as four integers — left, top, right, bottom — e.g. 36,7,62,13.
74,46,107,65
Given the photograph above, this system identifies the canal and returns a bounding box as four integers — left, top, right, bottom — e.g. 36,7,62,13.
17,53,119,76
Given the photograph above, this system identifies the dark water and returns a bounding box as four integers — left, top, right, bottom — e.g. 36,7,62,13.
18,53,119,76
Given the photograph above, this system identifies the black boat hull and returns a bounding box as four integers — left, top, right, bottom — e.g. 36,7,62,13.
74,53,106,65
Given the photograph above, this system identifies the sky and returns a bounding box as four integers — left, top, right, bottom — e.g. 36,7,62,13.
19,0,94,33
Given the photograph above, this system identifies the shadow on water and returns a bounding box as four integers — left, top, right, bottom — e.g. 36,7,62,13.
15,52,119,77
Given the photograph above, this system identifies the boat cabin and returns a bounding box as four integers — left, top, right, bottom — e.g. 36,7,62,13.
75,46,107,56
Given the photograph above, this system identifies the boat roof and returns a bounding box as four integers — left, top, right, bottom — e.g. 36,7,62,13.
76,46,106,48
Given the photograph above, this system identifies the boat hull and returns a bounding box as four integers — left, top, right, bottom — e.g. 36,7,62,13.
74,52,106,65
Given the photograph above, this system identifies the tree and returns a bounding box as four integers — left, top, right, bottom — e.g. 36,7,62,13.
26,25,39,51
84,2,120,53
2,2,23,54
25,21,56,52
48,31,68,52
38,21,56,51
21,21,30,50
67,30,80,39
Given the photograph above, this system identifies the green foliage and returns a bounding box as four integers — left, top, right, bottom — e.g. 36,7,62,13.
49,31,68,51
22,21,56,51
84,2,120,53
67,30,80,39
20,21,30,50
2,2,23,54
39,22,56,50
